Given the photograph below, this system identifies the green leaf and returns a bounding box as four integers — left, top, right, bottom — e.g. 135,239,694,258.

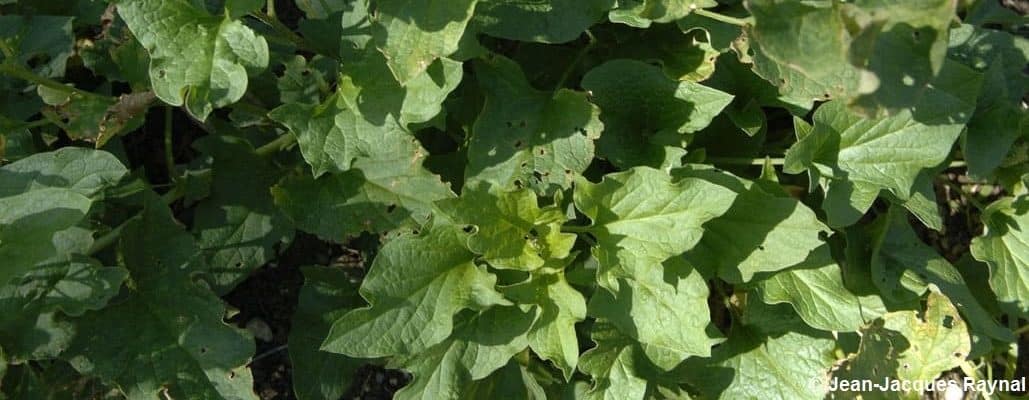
118,0,269,120
677,168,831,283
0,188,92,285
372,0,478,84
609,0,717,28
388,306,535,400
191,136,294,293
573,167,736,291
63,193,257,400
578,323,648,400
289,266,364,400
971,196,1029,318
0,15,74,78
744,0,862,107
0,147,128,198
293,0,348,19
696,328,836,400
277,55,335,105
581,59,732,169
465,361,547,399
833,289,971,399
0,255,125,362
467,56,602,195
503,272,587,379
872,208,1014,344
321,224,507,358
844,0,957,115
474,0,614,43
784,60,981,227
758,246,886,332
588,257,721,370
435,184,575,271
339,49,463,127
949,24,1029,179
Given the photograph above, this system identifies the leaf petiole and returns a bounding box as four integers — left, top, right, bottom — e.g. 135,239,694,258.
0,62,110,101
692,8,753,27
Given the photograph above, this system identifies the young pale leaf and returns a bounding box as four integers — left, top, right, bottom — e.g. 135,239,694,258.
321,224,507,358
372,0,478,84
467,55,602,195
63,193,257,400
289,266,365,400
573,167,736,290
388,306,535,400
581,59,732,169
971,196,1029,318
833,289,971,399
118,0,269,120
784,60,981,228
474,0,614,43
872,208,1014,344
435,184,575,271
503,273,586,380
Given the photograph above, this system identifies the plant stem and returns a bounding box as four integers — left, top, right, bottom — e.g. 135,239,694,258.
692,8,753,27
943,180,987,211
266,0,276,18
251,12,310,52
553,30,596,90
164,107,178,184
255,133,297,157
18,119,52,130
0,63,109,101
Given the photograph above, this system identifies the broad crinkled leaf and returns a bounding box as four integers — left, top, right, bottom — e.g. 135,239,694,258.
758,246,886,332
588,258,721,370
833,289,970,400
321,224,507,358
388,306,535,400
467,56,602,195
784,60,981,227
872,208,1014,344
677,168,831,283
581,59,732,169
474,0,614,43
435,184,575,271
609,0,717,28
63,193,257,400
573,166,736,290
289,266,364,400
118,0,269,120
971,196,1029,318
503,272,587,379
372,0,478,84
191,136,294,293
